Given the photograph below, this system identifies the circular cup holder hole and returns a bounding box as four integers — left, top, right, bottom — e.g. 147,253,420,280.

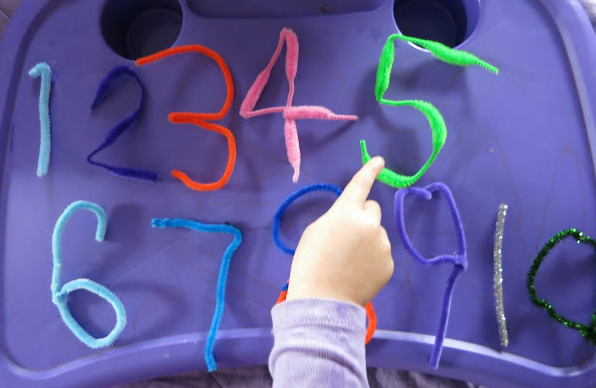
101,0,183,60
393,0,479,48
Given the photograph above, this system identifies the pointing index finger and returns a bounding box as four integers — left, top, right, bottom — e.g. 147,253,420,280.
339,156,385,205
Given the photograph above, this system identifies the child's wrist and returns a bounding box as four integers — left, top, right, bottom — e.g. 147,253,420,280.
286,284,363,306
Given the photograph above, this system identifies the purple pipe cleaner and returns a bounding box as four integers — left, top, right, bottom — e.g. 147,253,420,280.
88,65,158,181
394,182,467,368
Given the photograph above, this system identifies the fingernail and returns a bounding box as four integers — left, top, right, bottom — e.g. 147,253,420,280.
371,156,384,168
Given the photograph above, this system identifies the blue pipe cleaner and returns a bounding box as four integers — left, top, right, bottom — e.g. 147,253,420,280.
88,65,158,181
151,218,242,372
52,200,127,348
394,182,467,368
28,62,52,177
273,183,343,255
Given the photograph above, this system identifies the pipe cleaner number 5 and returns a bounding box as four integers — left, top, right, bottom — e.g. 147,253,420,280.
363,34,499,188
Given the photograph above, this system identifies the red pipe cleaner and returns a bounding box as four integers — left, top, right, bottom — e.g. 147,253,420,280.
276,281,377,345
136,45,236,191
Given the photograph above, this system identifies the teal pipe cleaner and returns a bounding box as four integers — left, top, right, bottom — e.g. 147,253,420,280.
51,200,126,348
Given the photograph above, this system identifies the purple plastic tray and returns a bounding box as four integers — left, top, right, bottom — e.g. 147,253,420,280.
1,0,596,387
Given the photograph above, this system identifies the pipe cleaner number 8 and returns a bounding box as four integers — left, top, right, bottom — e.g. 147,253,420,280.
273,183,377,344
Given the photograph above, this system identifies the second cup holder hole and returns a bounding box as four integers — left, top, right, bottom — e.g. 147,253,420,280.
393,0,480,48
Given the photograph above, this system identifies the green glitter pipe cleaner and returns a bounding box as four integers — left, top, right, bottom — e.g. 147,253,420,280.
527,228,596,344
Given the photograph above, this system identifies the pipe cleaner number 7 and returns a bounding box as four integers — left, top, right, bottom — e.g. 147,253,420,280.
152,218,242,372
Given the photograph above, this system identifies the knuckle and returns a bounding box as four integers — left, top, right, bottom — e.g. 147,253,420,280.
362,216,377,227
344,211,360,226
385,259,395,278
382,244,392,259
362,219,380,234
367,199,381,209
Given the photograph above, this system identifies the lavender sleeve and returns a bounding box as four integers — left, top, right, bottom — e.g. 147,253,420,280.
268,299,369,387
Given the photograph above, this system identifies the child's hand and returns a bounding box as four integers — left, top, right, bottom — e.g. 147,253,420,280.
286,156,394,306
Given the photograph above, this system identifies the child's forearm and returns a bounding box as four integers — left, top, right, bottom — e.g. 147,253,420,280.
269,299,369,387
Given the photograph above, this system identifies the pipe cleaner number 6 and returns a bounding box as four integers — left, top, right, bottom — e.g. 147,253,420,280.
51,201,126,349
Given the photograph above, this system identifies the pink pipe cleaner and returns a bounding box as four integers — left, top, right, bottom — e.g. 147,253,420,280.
240,28,358,183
